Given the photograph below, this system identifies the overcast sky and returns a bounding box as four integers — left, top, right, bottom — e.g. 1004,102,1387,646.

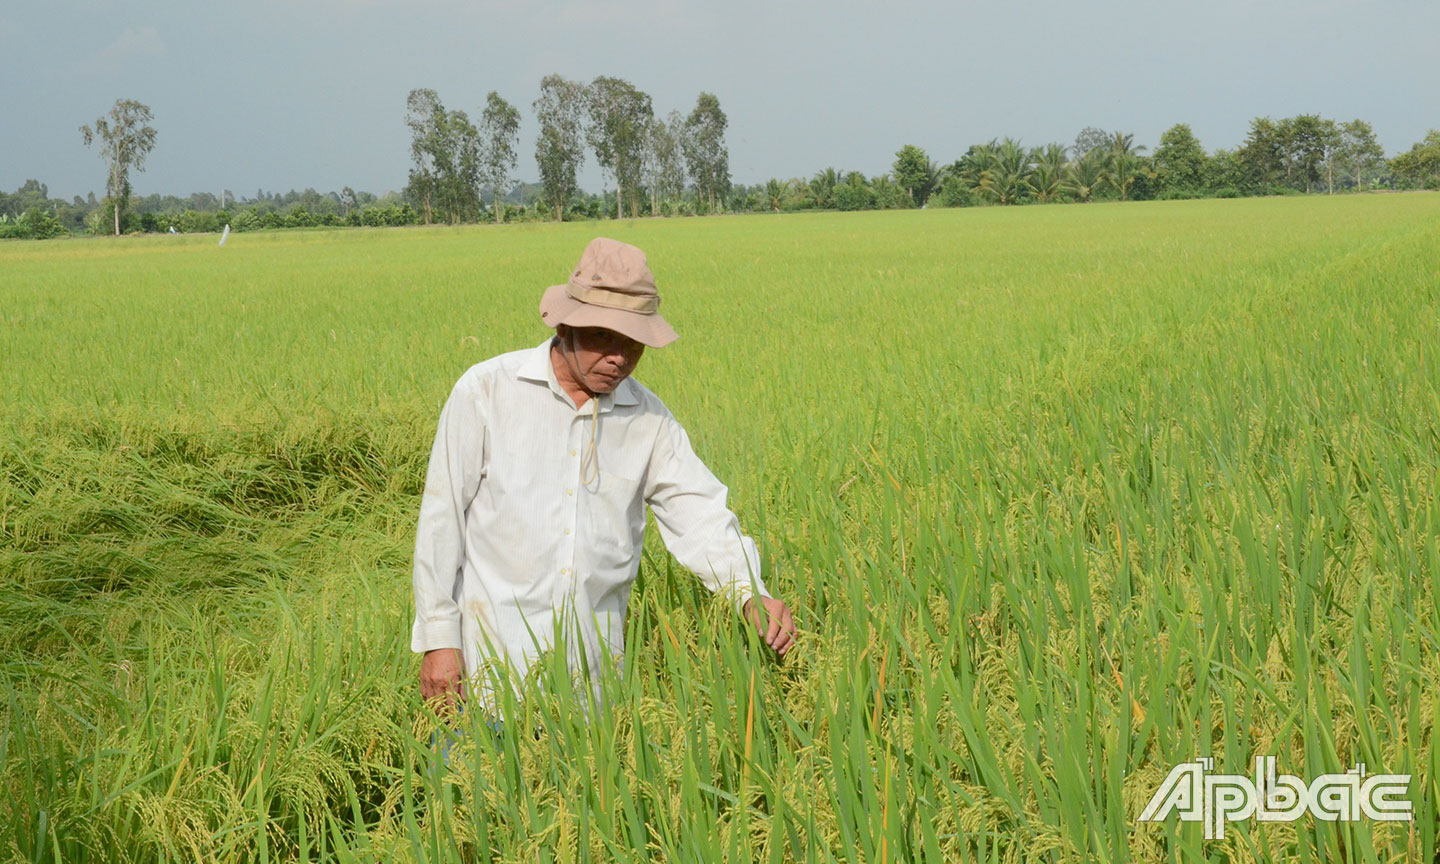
3,0,1437,201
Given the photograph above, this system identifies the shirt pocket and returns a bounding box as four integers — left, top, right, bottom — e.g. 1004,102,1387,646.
583,466,645,576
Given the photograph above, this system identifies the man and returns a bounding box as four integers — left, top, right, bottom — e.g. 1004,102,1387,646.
412,237,796,709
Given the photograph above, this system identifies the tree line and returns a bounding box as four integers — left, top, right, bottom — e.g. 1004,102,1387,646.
738,116,1432,215
402,76,730,224
3,97,1439,240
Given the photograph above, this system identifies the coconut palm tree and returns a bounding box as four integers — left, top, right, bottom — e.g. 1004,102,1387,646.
1064,148,1106,202
809,167,839,209
764,179,786,213
974,138,1033,205
949,146,987,194
1102,131,1146,201
922,159,944,207
1029,143,1068,203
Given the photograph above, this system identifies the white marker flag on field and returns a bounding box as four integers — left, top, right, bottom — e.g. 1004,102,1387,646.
219,224,230,247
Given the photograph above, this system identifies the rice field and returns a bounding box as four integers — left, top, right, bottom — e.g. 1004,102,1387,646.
2,194,1439,862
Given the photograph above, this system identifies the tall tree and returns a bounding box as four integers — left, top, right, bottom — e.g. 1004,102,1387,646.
1332,119,1385,192
1279,114,1340,193
642,111,687,215
79,99,158,236
682,92,730,214
405,89,445,224
1153,123,1206,195
587,76,654,219
892,144,936,207
533,75,588,221
1073,126,1110,160
436,109,482,224
1391,130,1440,188
1238,117,1285,192
479,91,521,223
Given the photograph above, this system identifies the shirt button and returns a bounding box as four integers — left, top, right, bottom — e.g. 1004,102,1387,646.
564,528,571,535
570,449,577,456
561,568,569,575
566,488,574,496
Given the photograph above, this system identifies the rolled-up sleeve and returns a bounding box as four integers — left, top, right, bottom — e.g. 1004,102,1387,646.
644,412,769,613
411,375,487,654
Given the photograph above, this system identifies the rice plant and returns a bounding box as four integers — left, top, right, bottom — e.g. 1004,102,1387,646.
3,194,1438,861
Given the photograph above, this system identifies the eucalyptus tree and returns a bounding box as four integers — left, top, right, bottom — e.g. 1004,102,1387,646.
79,99,158,236
1282,114,1340,193
1073,126,1110,159
404,89,445,224
533,75,588,221
683,92,730,214
588,76,654,219
479,92,520,223
1333,119,1385,192
642,111,686,215
436,109,482,224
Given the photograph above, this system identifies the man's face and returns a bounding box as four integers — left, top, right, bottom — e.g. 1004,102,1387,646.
559,326,645,394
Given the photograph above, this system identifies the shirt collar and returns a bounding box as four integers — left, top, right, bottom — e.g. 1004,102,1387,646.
517,337,639,410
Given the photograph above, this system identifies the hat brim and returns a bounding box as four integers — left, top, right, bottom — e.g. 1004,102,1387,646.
540,283,678,348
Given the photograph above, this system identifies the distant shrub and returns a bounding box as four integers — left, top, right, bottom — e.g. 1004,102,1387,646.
834,182,875,211
178,209,219,233
0,208,68,239
935,177,973,207
231,210,260,232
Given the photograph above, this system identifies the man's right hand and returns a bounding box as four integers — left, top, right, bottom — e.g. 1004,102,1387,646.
420,648,465,710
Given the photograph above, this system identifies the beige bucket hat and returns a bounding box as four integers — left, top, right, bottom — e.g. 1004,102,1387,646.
540,237,678,348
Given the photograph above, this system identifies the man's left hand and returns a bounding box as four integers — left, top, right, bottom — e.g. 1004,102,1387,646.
742,596,797,657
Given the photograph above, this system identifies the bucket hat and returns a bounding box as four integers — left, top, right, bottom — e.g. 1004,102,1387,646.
540,238,678,348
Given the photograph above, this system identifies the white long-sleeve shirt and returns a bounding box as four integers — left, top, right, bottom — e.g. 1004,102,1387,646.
411,338,769,691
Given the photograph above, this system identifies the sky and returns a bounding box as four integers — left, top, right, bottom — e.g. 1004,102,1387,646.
2,0,1437,201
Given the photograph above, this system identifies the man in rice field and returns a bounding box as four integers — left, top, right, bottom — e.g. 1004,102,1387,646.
411,236,797,711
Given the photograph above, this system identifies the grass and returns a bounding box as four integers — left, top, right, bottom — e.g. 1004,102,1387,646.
2,193,1439,862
